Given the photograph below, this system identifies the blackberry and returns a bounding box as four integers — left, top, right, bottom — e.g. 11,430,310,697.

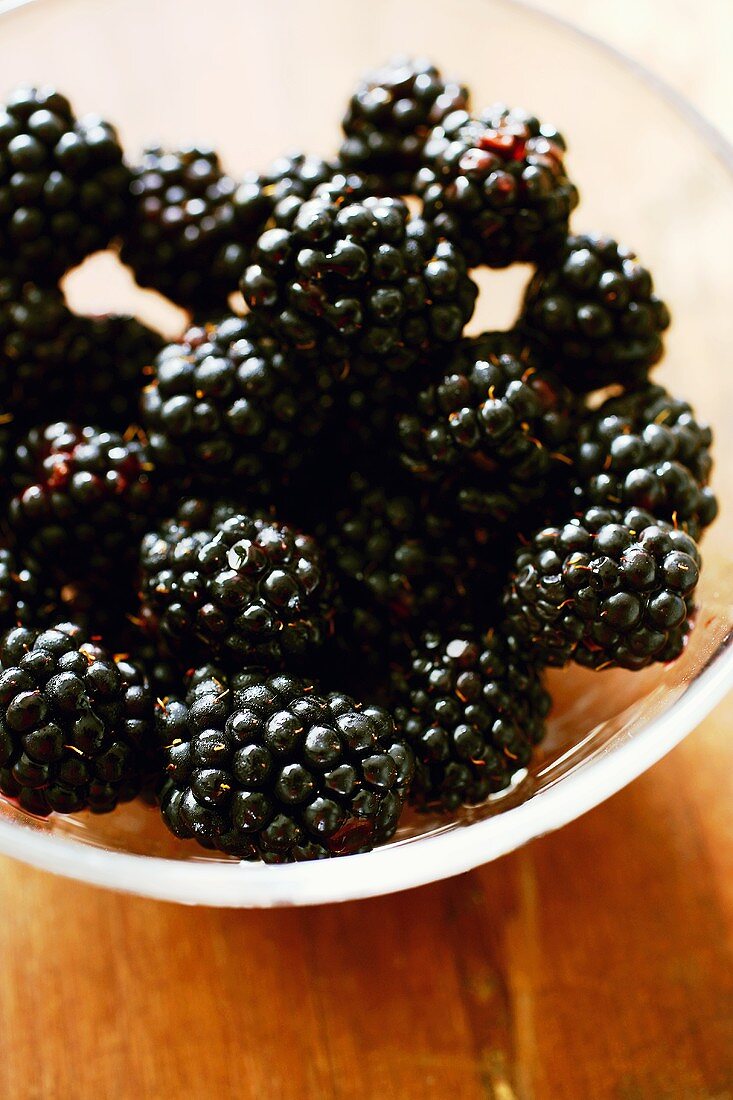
157,666,414,861
0,274,78,419
520,234,671,391
0,621,153,815
241,194,477,367
0,546,61,629
416,104,578,268
68,313,164,428
574,385,717,538
340,57,469,193
139,502,335,670
503,505,701,670
398,331,577,520
9,422,157,586
141,314,334,498
120,145,238,312
0,86,129,281
392,628,550,810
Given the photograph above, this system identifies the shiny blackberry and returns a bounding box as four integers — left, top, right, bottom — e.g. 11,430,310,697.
241,194,477,367
139,503,335,670
68,313,164,428
0,274,78,419
574,385,717,538
520,234,671,391
0,546,61,629
141,314,334,498
392,628,550,810
0,86,129,280
9,423,157,585
503,505,701,670
416,104,578,267
340,57,469,193
398,331,577,520
157,666,414,861
0,621,153,815
120,145,238,312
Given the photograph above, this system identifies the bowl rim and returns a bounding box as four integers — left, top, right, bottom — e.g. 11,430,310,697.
0,0,732,907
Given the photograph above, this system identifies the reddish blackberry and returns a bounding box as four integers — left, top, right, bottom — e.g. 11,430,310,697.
0,86,129,281
392,628,550,810
503,505,701,670
0,621,153,815
416,104,578,268
9,423,157,584
340,57,469,193
0,274,78,419
120,145,238,312
397,331,578,520
157,666,414,860
139,503,335,670
520,234,671,391
574,385,717,538
241,195,477,366
68,313,164,428
141,314,334,498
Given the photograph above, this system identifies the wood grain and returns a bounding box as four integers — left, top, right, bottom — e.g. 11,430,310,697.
1,3,733,1099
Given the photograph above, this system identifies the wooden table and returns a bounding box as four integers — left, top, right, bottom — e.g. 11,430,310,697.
1,4,733,1098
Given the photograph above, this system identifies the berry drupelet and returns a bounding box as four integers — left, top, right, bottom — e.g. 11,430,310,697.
157,666,414,860
574,384,718,538
68,313,164,428
141,314,334,499
416,104,578,268
0,86,129,281
0,621,153,815
9,422,157,585
392,628,550,810
520,234,671,392
398,331,578,521
340,56,469,193
241,194,477,367
139,502,335,670
503,505,701,670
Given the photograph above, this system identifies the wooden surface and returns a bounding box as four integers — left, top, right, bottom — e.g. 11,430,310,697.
1,3,733,1099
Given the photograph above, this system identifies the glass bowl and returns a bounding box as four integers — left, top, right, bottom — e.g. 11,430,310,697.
0,0,731,907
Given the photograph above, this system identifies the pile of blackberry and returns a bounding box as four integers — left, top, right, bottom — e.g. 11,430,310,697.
0,62,717,864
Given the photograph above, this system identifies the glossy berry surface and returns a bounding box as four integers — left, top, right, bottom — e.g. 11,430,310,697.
0,621,153,815
521,234,671,391
416,104,578,267
158,666,414,861
392,629,550,810
503,506,701,670
140,503,335,670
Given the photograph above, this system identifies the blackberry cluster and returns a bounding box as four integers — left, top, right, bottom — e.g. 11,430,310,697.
9,422,157,583
392,629,550,809
340,57,469,193
0,62,717,861
241,194,477,366
521,234,671,392
0,621,153,815
139,503,334,669
574,385,717,538
0,86,129,280
416,104,578,268
141,314,334,498
503,506,701,670
158,666,414,860
398,331,577,520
